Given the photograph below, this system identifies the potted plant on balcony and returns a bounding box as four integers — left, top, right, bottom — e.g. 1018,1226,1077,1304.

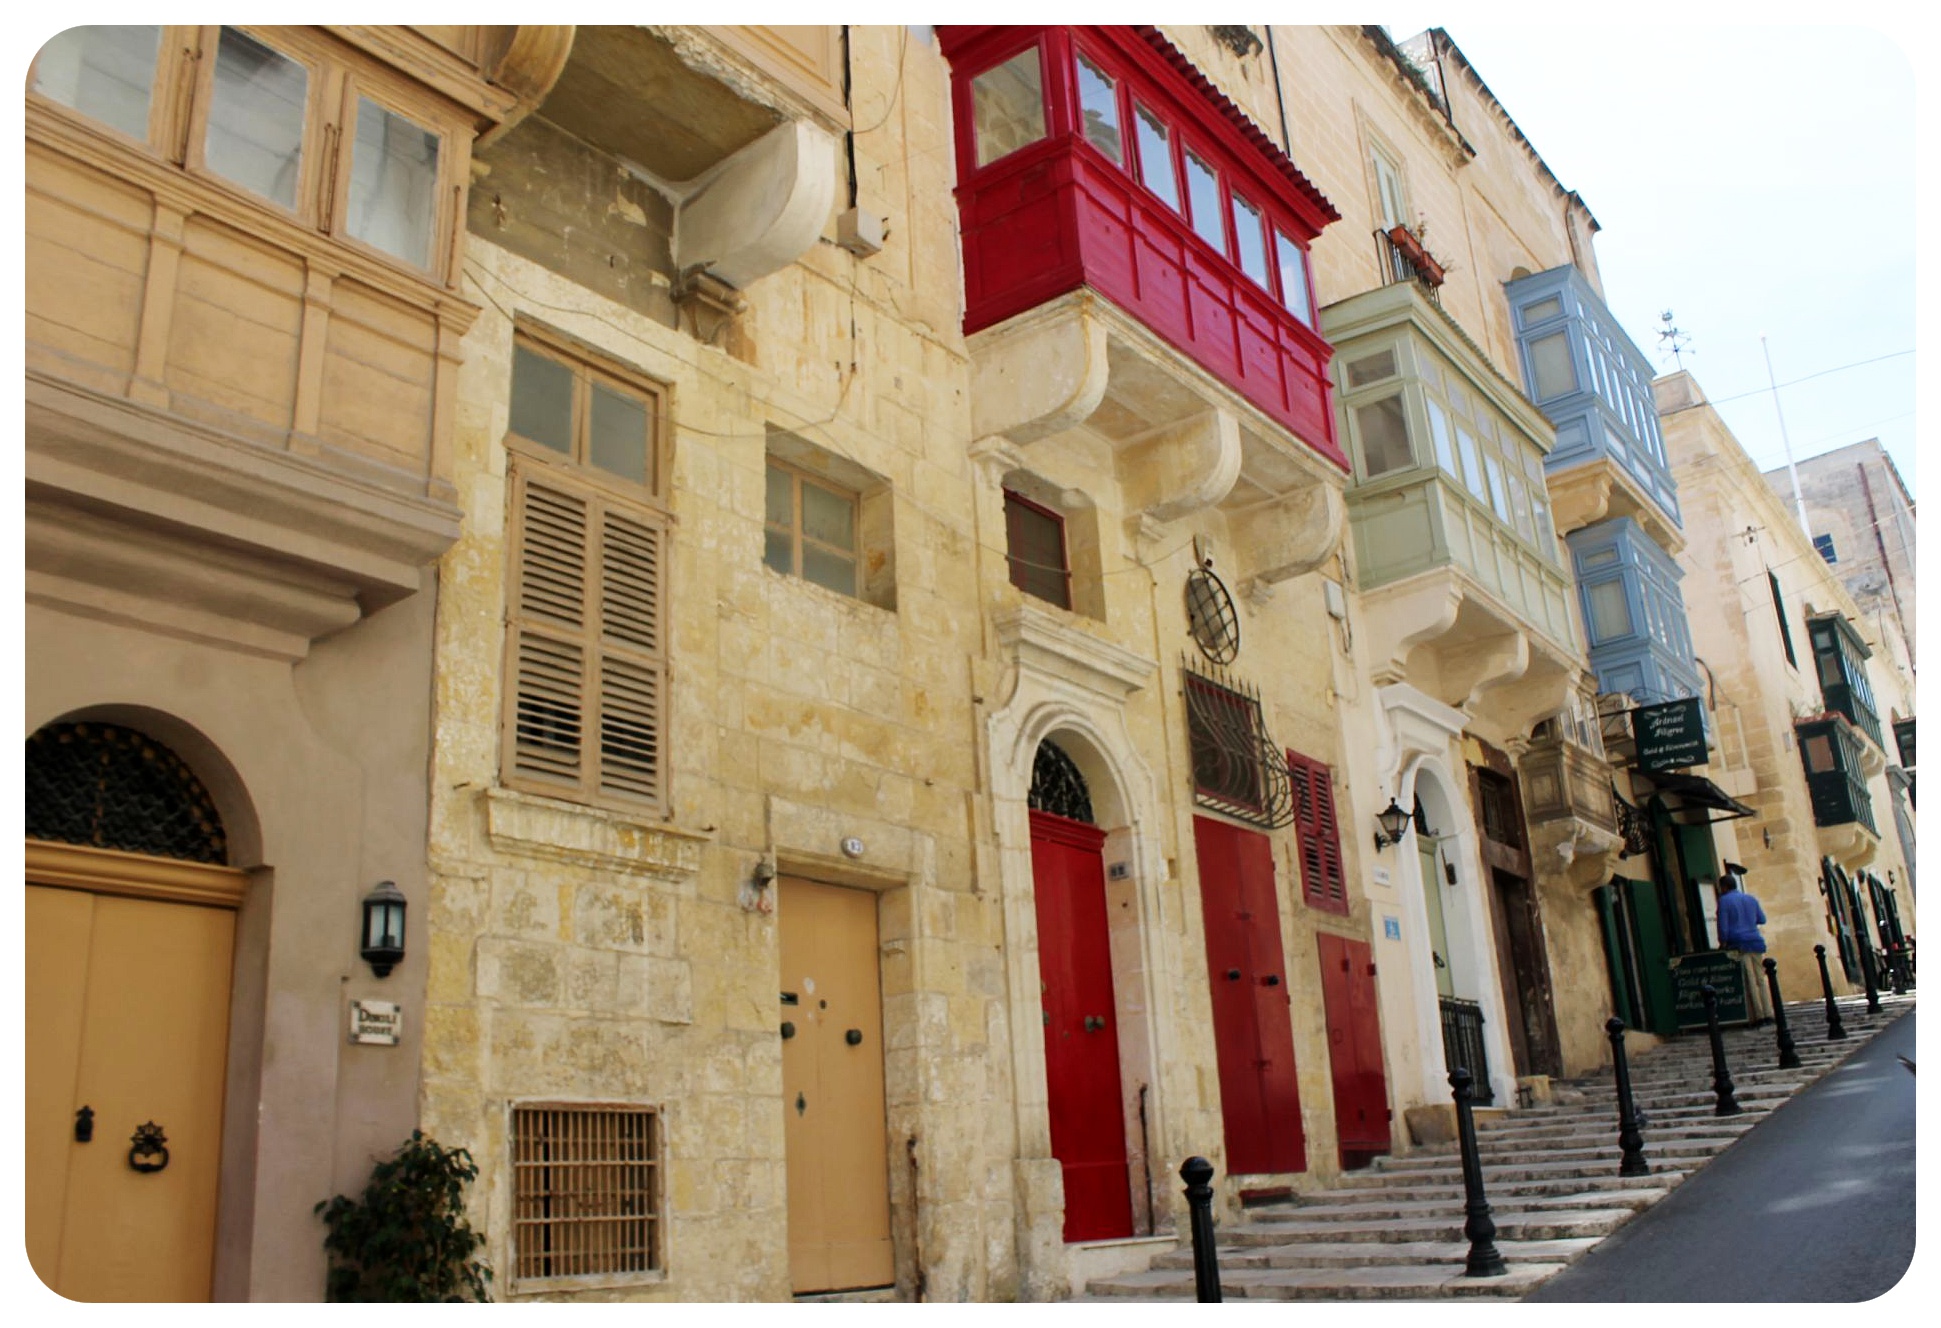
1385,217,1449,287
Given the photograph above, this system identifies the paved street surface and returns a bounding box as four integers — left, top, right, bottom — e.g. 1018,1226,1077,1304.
1525,1009,1915,1302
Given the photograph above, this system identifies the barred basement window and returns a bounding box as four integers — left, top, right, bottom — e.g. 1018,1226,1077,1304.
512,1104,662,1284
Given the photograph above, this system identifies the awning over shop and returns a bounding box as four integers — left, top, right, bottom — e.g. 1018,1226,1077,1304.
1636,770,1755,823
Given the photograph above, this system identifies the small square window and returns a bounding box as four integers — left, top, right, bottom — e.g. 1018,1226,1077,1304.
766,461,859,597
971,48,1046,167
1345,348,1398,389
512,1103,662,1285
1813,533,1838,564
1520,296,1563,325
507,335,661,493
1003,489,1072,609
1074,54,1122,165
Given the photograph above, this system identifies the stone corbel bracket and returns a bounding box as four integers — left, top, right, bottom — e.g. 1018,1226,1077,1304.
1230,484,1346,596
968,302,1111,447
1119,408,1242,532
673,120,841,291
1363,576,1465,689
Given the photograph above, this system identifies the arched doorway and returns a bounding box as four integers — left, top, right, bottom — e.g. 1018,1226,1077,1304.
1406,767,1497,1103
25,721,247,1301
1027,738,1134,1242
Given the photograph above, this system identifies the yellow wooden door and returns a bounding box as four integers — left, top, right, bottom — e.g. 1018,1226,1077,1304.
25,874,237,1301
779,878,893,1294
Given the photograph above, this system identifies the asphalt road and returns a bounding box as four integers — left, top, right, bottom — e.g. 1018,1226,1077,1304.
1526,1008,1916,1302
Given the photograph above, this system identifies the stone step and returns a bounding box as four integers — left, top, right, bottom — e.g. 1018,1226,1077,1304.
1217,1206,1639,1245
1267,1186,1671,1222
1085,1261,1565,1301
1373,1138,1737,1171
1477,1113,1762,1142
1150,1236,1600,1271
1329,1169,1684,1199
1344,1157,1689,1187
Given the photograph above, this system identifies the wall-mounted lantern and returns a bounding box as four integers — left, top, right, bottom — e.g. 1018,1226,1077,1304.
360,880,407,978
1373,798,1411,851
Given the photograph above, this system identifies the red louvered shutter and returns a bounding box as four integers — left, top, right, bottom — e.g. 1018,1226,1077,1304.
1288,750,1349,914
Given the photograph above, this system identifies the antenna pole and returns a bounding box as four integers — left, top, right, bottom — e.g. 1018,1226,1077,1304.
1762,334,1812,539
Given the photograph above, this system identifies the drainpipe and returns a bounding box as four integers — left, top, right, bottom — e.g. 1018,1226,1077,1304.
1855,460,1910,653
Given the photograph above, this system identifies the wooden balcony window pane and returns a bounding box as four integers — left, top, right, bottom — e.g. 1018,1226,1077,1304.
347,96,440,269
511,345,574,454
1344,348,1397,388
1587,579,1632,642
1184,150,1224,252
1506,471,1534,541
1425,398,1458,476
206,27,308,210
1274,230,1313,325
1231,194,1269,287
1354,396,1413,478
1484,453,1510,521
1803,733,1834,774
1520,296,1562,326
589,382,649,486
1528,331,1576,400
1134,104,1178,210
1455,426,1486,500
33,25,159,141
972,49,1045,167
1075,55,1122,165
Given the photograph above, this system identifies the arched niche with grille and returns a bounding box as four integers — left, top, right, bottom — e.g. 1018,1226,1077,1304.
26,721,228,864
1028,739,1095,824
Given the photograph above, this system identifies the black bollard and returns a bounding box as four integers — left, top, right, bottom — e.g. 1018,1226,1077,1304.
1858,942,1882,1015
1764,958,1802,1070
1814,944,1848,1039
1179,1156,1221,1303
1888,944,1908,997
1449,1067,1508,1277
1700,985,1743,1116
1606,1017,1649,1177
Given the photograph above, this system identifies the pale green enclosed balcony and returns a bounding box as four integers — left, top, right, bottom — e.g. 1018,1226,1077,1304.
1321,280,1582,742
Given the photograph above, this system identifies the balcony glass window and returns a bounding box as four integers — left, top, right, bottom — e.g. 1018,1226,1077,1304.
971,48,1046,167
1355,396,1413,478
1528,331,1575,401
32,25,160,140
346,97,440,270
1344,348,1397,388
1455,426,1486,501
511,345,576,455
1802,732,1835,774
1425,398,1458,476
1587,579,1632,642
1231,194,1270,288
1372,150,1407,229
1132,103,1179,210
206,26,309,210
1074,54,1123,165
1274,230,1313,325
1506,472,1534,542
1520,296,1562,326
1483,454,1510,521
1184,149,1225,252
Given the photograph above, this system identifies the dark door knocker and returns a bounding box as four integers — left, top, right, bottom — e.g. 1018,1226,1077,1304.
128,1121,169,1173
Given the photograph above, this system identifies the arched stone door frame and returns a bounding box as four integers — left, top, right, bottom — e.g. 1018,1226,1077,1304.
984,606,1167,1299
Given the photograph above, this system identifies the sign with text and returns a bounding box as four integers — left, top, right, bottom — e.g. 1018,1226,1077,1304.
350,999,402,1046
1669,952,1747,1029
1633,697,1708,772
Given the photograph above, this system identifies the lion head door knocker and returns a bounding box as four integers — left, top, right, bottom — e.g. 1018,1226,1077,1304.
128,1121,170,1173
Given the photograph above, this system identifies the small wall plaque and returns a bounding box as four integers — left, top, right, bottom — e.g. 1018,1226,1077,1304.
350,999,402,1046
1372,866,1391,885
840,836,866,859
1382,915,1402,942
1107,862,1130,881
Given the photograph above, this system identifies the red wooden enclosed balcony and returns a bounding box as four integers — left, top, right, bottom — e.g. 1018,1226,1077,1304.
939,25,1345,471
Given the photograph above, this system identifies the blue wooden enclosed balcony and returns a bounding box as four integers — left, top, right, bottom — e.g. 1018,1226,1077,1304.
938,25,1344,474
1322,278,1579,739
1506,265,1681,549
1566,517,1702,707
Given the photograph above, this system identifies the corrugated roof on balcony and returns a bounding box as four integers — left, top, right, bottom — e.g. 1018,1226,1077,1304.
1137,26,1339,223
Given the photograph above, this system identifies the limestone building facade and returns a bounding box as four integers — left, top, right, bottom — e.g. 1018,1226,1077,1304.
1768,438,1917,670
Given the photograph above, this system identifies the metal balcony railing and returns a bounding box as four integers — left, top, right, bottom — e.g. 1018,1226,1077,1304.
1376,228,1442,301
1439,996,1492,1104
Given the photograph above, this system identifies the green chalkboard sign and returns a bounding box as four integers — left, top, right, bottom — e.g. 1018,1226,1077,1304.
1633,697,1709,773
1669,951,1748,1029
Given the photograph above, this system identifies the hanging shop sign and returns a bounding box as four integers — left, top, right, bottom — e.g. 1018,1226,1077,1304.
1632,697,1708,773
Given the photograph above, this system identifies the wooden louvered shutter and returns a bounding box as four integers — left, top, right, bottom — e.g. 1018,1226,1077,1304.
509,470,590,791
507,464,667,812
1288,750,1348,914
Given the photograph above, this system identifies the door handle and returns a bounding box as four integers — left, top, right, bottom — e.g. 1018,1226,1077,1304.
1084,1015,1107,1032
1263,974,1281,987
1226,969,1242,981
846,1028,864,1046
795,1092,806,1116
74,1106,94,1143
780,1021,796,1039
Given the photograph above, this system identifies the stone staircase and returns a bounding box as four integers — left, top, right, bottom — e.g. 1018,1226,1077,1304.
1084,992,1914,1301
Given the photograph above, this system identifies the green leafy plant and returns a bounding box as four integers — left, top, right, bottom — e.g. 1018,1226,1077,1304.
315,1130,493,1302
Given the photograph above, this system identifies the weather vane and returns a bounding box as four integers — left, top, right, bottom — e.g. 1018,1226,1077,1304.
1657,310,1691,369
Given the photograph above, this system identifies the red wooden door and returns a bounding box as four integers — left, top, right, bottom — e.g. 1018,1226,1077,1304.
1029,810,1134,1242
1191,816,1306,1175
1317,933,1392,1167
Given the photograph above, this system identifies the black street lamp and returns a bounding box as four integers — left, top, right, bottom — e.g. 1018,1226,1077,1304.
360,880,407,978
1374,798,1411,850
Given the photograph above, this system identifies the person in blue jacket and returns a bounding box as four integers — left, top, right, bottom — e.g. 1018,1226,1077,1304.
1716,862,1771,1026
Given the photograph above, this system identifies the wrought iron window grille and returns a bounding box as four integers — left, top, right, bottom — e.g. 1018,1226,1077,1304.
1028,739,1095,824
1183,658,1293,829
26,722,227,864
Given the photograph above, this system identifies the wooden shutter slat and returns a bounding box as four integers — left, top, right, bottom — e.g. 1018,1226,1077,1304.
1312,764,1346,906
598,655,663,801
600,507,662,653
1288,750,1347,913
519,479,589,627
513,629,585,783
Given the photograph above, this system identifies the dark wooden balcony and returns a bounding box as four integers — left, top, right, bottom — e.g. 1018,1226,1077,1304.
939,25,1344,470
1798,715,1878,836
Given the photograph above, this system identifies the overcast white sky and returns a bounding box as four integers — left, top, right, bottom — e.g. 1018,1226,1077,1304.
1379,9,1921,506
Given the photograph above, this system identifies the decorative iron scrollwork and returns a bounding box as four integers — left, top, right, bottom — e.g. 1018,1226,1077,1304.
128,1121,169,1174
26,722,227,864
1183,658,1294,829
1029,739,1095,824
1612,783,1651,858
1185,566,1240,665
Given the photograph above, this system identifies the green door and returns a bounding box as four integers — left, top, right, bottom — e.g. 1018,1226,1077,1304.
1622,876,1680,1036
